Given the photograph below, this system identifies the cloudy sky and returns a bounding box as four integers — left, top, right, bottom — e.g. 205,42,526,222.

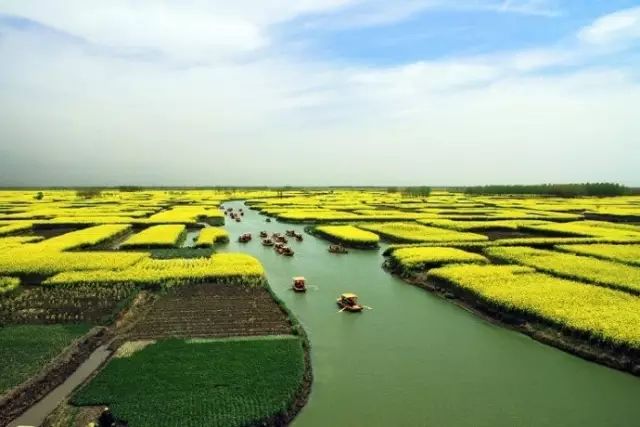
1,1,639,186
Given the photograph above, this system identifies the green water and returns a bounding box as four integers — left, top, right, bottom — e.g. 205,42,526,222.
221,202,640,427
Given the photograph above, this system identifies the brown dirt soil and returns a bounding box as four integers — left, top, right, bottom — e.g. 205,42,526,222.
125,283,293,341
395,269,640,377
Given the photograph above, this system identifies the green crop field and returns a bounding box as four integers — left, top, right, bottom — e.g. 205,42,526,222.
0,324,90,394
72,337,306,427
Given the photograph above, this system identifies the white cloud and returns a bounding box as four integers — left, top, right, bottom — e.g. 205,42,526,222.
0,2,639,185
578,6,640,46
0,0,356,60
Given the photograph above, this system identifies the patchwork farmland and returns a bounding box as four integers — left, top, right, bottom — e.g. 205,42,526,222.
1,188,640,426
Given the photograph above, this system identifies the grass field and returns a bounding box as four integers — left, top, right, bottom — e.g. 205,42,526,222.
0,324,90,395
72,337,306,427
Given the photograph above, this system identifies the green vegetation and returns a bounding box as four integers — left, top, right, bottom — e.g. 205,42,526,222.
0,324,90,394
465,183,630,197
72,337,306,427
0,276,19,295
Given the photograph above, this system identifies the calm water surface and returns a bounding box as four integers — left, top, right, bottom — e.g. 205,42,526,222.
221,201,640,427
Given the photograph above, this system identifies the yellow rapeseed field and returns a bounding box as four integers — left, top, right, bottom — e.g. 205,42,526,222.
428,264,640,349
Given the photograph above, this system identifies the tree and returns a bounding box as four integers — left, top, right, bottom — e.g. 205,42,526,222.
34,191,44,200
76,188,102,199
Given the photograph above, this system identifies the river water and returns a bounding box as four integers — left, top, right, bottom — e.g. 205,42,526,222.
221,201,640,427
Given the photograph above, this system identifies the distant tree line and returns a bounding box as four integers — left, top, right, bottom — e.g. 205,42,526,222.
387,186,431,198
464,183,630,197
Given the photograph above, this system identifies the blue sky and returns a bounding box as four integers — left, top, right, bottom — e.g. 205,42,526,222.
278,1,640,65
0,1,639,186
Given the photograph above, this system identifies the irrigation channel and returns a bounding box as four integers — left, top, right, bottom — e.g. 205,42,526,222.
222,201,640,427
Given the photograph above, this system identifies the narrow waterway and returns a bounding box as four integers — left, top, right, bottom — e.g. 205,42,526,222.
8,345,112,427
222,201,640,427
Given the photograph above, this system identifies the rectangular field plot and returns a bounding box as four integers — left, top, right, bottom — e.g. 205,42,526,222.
119,224,186,249
485,246,640,295
126,283,292,340
358,222,488,243
557,244,640,267
72,337,305,427
389,247,488,273
314,225,380,246
1,283,137,324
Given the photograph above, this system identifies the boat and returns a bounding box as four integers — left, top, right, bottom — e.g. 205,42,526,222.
238,233,252,243
275,236,288,243
292,276,306,292
262,238,274,246
281,246,294,257
266,218,272,223
259,231,268,238
337,293,363,312
285,230,295,237
328,244,348,254
235,217,241,222
293,232,303,241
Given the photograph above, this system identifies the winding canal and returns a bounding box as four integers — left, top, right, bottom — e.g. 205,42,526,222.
221,201,640,427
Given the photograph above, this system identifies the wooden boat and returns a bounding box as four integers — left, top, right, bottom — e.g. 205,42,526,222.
238,233,252,243
285,230,296,237
266,218,272,223
293,232,303,241
235,217,241,222
328,244,348,254
262,238,274,246
259,231,268,238
281,247,294,257
292,276,306,292
337,293,363,312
